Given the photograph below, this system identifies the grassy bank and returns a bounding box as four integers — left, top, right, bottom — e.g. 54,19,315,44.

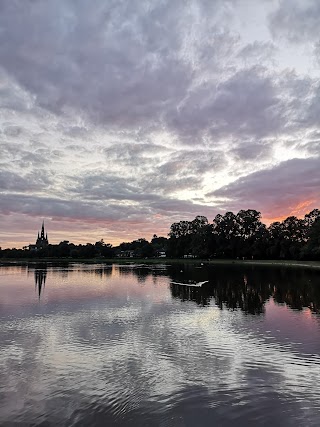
1,257,320,269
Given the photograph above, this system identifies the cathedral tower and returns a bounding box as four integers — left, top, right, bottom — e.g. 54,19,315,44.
36,221,49,249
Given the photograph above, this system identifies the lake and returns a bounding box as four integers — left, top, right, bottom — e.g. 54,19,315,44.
1,262,320,426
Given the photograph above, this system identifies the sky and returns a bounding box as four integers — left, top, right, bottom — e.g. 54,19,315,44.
0,0,320,248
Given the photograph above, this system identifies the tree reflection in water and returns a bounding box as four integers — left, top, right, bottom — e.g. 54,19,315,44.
24,262,320,313
168,264,320,315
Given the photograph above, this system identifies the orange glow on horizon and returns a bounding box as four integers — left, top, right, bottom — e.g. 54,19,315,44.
263,199,316,225
2,199,319,249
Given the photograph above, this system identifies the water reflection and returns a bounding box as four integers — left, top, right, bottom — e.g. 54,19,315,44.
170,278,269,314
15,262,320,314
1,263,320,426
34,267,47,299
169,264,320,314
117,264,167,284
27,263,114,300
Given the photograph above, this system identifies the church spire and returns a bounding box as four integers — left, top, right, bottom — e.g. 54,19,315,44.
33,221,49,250
30,220,49,250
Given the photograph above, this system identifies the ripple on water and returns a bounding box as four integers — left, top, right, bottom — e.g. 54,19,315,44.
2,264,320,426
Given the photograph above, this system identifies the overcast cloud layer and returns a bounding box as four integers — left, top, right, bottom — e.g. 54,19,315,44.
0,0,320,247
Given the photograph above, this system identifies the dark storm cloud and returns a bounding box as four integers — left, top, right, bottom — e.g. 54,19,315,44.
208,157,320,217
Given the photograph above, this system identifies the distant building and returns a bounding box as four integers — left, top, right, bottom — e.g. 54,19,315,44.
29,221,49,251
117,250,135,258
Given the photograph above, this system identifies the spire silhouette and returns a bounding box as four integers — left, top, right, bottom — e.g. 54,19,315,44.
35,220,49,249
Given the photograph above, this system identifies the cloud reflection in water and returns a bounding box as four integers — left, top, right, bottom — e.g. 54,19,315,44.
1,263,320,426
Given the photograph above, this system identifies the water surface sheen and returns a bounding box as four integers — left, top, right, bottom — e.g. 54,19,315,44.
1,262,320,426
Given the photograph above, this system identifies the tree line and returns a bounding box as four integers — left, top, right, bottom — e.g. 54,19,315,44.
167,209,320,260
0,208,319,260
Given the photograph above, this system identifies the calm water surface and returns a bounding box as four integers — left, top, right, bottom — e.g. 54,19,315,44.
1,262,320,426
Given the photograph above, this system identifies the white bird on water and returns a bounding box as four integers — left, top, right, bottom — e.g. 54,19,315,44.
171,280,209,287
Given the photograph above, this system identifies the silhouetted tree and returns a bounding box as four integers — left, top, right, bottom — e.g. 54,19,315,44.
2,208,320,261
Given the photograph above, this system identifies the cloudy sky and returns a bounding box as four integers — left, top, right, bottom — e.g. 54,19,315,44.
1,0,320,248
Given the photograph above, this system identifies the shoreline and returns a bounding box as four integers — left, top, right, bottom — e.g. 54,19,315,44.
1,257,320,269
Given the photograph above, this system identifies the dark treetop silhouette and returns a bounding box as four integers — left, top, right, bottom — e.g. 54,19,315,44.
1,209,320,261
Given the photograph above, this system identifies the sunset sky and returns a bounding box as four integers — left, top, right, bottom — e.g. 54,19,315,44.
1,0,320,248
